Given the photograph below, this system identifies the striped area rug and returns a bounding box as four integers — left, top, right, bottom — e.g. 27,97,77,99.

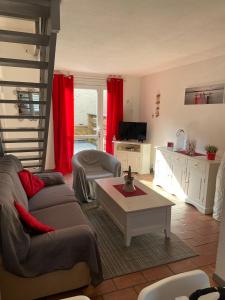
82,203,197,280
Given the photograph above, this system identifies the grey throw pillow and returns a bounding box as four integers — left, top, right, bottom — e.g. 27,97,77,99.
37,172,65,186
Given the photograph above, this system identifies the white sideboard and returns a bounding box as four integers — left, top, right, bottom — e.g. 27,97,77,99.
113,141,151,174
154,147,220,214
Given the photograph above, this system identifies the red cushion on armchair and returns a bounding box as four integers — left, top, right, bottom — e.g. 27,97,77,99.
18,169,45,198
14,201,55,233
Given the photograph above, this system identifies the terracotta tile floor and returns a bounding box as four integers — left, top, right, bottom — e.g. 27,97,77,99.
46,174,220,300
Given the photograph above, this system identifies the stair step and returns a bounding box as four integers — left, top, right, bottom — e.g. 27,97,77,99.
0,80,47,88
22,162,43,168
12,0,50,7
5,147,44,153
0,58,48,69
2,138,44,143
0,99,46,105
0,127,45,132
0,115,46,119
18,155,42,161
0,0,50,19
0,30,49,46
32,169,43,174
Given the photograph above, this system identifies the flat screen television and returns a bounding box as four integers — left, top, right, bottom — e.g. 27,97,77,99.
118,121,147,142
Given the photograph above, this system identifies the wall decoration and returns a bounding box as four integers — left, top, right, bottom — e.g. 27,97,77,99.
152,93,160,118
184,83,225,105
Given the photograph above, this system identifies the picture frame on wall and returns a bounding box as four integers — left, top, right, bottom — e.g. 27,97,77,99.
184,83,225,105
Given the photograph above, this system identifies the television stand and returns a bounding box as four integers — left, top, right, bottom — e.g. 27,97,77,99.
113,141,151,174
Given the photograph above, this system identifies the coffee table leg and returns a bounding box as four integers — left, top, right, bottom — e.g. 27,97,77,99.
125,233,131,247
164,207,171,239
164,228,171,239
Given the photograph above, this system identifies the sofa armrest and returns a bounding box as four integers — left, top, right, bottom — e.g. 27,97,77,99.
30,225,103,286
36,172,65,186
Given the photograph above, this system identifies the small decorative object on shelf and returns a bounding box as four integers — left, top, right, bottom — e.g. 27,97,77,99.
186,139,196,156
167,142,174,151
205,144,218,160
175,129,185,151
123,166,136,193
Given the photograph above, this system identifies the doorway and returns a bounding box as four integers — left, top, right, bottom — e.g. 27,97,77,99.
74,87,107,153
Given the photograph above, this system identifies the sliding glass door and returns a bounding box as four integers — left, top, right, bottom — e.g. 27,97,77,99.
74,86,107,153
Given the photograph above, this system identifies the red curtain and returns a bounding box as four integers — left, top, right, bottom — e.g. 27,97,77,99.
52,74,74,174
106,78,123,154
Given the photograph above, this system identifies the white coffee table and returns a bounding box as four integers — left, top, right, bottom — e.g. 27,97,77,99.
95,177,175,246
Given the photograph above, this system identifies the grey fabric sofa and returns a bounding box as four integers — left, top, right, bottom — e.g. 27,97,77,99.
72,150,121,202
0,155,102,300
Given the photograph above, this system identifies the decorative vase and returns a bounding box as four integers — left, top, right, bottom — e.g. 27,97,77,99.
207,152,216,160
123,166,136,193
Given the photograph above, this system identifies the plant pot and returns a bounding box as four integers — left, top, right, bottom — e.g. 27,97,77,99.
207,152,216,160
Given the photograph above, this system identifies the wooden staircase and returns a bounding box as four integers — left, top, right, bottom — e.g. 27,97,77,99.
0,0,60,172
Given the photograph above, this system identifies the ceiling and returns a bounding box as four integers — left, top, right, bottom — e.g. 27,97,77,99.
55,0,225,76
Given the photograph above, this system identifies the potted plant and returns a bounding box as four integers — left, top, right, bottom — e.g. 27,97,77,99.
205,145,218,160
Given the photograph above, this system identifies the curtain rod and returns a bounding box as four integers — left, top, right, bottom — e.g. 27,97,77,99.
54,70,124,81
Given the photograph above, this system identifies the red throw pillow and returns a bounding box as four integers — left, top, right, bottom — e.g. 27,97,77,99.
18,169,45,198
14,201,55,234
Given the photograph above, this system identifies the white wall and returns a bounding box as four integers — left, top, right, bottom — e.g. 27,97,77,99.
124,75,141,122
140,55,225,167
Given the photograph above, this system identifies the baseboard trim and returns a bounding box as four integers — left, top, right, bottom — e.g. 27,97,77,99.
213,273,225,286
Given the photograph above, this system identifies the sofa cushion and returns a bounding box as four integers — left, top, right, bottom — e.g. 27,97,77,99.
18,170,45,198
29,184,77,212
14,201,55,234
31,202,91,229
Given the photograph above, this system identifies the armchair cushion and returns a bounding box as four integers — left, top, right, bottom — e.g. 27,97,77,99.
86,167,113,181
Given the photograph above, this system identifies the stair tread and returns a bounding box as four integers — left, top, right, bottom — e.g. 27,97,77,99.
0,80,47,88
0,30,49,46
0,115,46,119
0,99,46,104
0,127,45,131
0,0,50,19
22,163,42,168
5,147,44,153
18,155,43,161
0,58,48,69
3,138,44,143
